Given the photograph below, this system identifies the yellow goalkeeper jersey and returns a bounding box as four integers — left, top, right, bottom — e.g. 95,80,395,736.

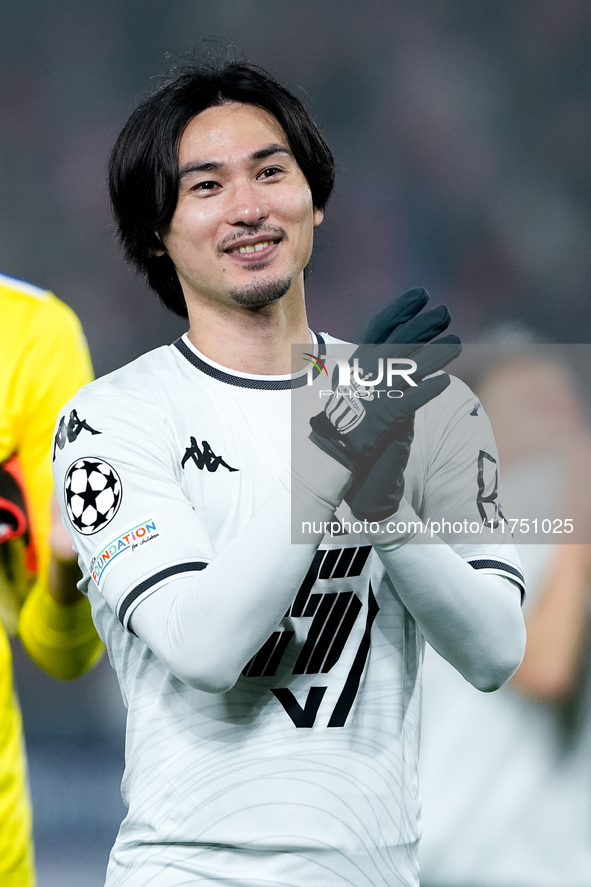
0,272,93,886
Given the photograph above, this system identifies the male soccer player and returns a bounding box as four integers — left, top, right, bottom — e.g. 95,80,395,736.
52,61,526,887
0,271,104,887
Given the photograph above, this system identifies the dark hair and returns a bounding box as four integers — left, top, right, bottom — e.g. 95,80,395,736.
108,60,335,318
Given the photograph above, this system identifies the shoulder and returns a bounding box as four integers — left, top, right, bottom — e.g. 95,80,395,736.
0,276,94,401
52,348,185,487
409,374,495,476
424,373,481,417
0,272,76,325
82,345,179,393
0,273,52,339
0,271,52,304
0,272,87,353
60,345,181,425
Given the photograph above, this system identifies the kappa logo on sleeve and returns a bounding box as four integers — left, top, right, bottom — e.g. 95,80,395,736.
90,518,159,587
64,457,122,535
181,436,238,473
53,410,101,461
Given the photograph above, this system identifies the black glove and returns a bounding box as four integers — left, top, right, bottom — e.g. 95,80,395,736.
361,286,447,345
309,288,460,520
310,289,460,468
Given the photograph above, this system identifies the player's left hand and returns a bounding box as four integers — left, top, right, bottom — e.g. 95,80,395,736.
361,286,451,346
343,289,461,521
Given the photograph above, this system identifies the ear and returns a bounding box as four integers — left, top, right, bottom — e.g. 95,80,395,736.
313,207,324,228
152,230,167,256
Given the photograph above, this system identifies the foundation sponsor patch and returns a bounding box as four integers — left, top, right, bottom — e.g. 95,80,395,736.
90,518,159,587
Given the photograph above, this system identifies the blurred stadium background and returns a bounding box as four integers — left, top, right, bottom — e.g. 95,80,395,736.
2,1,591,883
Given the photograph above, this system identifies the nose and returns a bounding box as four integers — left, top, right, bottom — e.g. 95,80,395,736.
228,180,269,227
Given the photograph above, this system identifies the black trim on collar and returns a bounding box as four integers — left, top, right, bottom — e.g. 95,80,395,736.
173,335,326,390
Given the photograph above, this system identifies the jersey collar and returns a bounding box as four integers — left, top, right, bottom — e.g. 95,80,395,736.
173,334,326,390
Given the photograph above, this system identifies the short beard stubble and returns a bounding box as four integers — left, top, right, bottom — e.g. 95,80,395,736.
227,275,293,308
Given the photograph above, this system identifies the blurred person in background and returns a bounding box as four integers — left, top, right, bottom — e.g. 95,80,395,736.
420,352,591,887
0,271,104,887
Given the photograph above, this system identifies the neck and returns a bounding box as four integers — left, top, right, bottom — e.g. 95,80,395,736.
185,289,312,375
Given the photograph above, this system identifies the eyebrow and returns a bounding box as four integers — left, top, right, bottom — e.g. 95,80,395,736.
252,144,292,161
178,144,293,179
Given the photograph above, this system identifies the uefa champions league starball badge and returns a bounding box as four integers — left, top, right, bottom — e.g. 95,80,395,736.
64,457,122,535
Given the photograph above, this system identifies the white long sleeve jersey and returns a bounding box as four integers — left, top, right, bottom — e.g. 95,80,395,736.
52,332,523,887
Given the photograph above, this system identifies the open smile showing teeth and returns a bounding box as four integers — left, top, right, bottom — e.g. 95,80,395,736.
229,240,275,255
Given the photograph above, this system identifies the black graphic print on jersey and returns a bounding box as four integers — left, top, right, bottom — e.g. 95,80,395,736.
53,409,101,460
477,450,506,529
243,546,378,728
181,437,238,473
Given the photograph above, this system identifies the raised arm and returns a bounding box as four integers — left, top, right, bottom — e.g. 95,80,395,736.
347,381,525,691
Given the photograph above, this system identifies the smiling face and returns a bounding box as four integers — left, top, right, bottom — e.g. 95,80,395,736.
159,102,324,314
